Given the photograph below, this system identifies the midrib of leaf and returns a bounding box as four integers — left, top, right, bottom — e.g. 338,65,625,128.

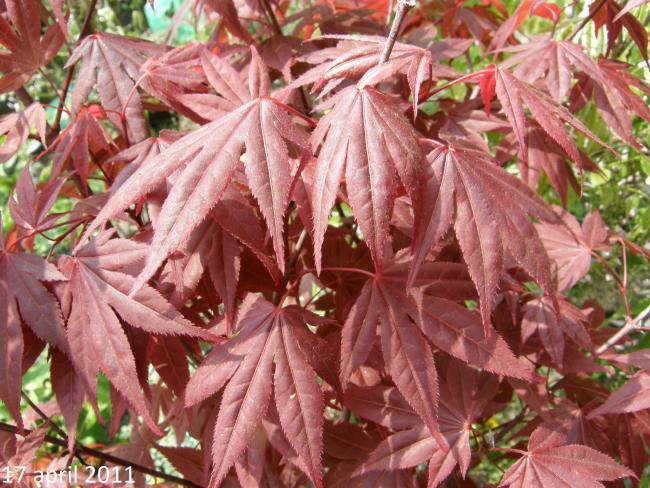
278,319,320,483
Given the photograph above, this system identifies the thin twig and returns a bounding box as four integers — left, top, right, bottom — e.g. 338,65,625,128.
591,251,632,320
21,391,68,442
38,68,64,102
16,87,34,107
273,229,309,305
596,303,650,355
52,69,75,134
258,1,311,111
21,391,89,466
0,422,201,488
567,0,607,41
380,0,415,64
288,229,308,271
260,0,282,35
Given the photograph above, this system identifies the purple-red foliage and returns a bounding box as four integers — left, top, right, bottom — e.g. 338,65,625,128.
0,0,649,486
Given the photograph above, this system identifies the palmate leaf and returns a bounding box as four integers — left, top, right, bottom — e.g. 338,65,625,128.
82,47,308,291
138,44,254,124
499,425,633,487
9,164,66,238
481,65,616,165
152,175,279,325
411,143,557,328
310,84,428,273
339,254,539,452
536,209,609,292
521,296,592,369
588,371,650,417
499,38,647,149
49,107,113,189
0,0,63,93
283,35,467,111
353,362,498,488
66,33,167,143
58,233,216,434
185,296,324,488
0,231,67,428
0,103,46,164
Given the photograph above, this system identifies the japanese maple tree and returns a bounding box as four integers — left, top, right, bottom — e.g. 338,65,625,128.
0,0,649,486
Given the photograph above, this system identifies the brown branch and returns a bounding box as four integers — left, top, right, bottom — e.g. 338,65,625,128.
258,0,311,112
288,229,308,271
273,228,309,305
0,422,201,488
21,391,90,467
16,87,34,107
380,0,415,64
596,303,650,354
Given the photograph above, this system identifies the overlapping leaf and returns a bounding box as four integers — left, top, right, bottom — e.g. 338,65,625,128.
9,164,66,238
310,84,428,273
0,0,63,93
49,107,113,189
352,362,498,487
0,229,67,427
58,233,215,433
536,210,609,291
589,371,650,417
82,47,308,291
0,103,46,164
66,33,167,142
481,65,615,165
185,296,324,488
340,254,538,452
411,143,557,327
499,39,647,148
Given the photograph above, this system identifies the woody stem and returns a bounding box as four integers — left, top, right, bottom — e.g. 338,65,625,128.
380,0,414,63
0,422,201,488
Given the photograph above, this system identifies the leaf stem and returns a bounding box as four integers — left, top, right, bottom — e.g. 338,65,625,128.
380,0,414,64
317,267,376,279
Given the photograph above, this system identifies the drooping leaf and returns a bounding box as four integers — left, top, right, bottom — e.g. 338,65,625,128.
0,228,67,427
339,254,538,454
354,362,498,487
50,349,84,451
188,296,324,488
412,143,557,328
